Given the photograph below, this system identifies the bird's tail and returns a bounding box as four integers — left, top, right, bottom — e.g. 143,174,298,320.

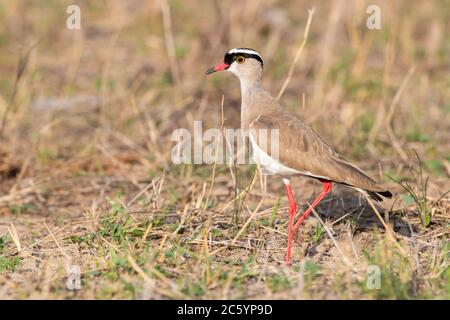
366,190,392,202
353,187,393,202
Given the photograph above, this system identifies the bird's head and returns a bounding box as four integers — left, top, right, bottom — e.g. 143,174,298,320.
206,48,263,82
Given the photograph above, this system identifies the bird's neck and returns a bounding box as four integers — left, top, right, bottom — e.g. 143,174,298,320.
239,77,262,122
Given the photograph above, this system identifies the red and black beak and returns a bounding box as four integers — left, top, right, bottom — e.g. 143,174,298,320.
205,62,230,75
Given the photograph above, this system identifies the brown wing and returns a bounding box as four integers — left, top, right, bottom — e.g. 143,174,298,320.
249,111,388,193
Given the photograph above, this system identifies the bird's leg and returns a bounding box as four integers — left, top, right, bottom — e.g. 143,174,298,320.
283,178,297,265
293,180,332,232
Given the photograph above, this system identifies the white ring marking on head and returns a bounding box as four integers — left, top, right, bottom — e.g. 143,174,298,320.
227,48,262,59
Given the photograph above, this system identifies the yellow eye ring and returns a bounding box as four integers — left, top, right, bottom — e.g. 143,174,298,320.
236,56,245,64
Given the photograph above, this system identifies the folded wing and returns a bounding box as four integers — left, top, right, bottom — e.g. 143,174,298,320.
249,111,392,200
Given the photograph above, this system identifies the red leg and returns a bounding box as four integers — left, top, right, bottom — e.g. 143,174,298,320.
283,178,297,265
293,180,332,231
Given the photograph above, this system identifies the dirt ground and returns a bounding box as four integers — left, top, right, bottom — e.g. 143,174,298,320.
0,0,448,299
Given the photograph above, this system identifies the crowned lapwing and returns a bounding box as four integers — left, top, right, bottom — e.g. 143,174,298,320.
206,48,392,264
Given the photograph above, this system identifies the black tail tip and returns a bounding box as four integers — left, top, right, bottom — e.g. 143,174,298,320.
367,190,393,202
378,190,393,198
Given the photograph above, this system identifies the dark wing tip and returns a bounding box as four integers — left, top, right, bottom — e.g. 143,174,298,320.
367,191,383,202
367,190,393,202
378,190,393,198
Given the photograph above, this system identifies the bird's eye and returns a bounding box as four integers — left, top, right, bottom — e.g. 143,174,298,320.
236,56,245,64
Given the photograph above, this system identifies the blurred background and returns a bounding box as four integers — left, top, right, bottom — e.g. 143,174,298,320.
0,0,448,299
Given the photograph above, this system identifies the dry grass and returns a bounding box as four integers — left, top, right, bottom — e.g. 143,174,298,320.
0,0,449,299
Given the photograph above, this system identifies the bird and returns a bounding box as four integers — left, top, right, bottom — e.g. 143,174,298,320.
206,48,392,265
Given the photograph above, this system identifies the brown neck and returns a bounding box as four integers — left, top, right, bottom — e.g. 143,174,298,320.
239,77,280,129
240,77,261,111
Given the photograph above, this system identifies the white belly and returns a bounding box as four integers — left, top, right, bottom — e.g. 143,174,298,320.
248,133,331,179
249,133,300,176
